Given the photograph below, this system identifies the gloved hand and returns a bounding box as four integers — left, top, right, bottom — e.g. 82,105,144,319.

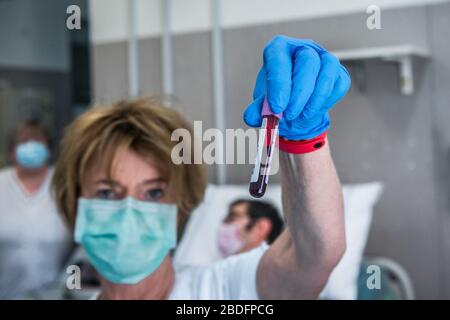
243,35,351,140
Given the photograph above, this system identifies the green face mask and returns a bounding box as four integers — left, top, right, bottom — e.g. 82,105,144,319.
74,197,177,284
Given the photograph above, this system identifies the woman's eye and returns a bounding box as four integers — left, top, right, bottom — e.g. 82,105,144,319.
144,188,164,201
95,189,116,200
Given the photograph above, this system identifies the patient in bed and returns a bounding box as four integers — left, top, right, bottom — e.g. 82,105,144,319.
217,199,284,257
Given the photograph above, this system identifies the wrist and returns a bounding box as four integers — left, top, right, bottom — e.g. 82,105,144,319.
279,131,328,154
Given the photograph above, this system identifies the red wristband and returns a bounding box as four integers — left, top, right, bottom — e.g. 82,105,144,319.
278,131,327,154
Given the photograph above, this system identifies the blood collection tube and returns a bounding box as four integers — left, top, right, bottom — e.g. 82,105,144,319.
249,98,282,198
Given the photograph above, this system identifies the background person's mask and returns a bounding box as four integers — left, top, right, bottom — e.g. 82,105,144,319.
15,141,49,169
217,222,245,257
74,197,177,284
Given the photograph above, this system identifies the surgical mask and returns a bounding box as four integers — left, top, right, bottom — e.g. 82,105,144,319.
74,197,177,284
15,141,49,169
217,222,245,257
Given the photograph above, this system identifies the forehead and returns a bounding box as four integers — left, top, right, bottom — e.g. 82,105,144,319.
15,126,47,141
84,147,162,185
230,202,249,216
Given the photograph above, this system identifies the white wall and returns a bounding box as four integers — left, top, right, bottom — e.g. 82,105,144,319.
89,0,450,44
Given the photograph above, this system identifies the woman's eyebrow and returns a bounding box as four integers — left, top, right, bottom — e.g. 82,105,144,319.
141,178,165,185
94,179,118,186
92,178,164,187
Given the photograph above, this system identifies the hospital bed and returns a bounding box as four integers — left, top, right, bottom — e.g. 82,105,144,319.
358,256,415,300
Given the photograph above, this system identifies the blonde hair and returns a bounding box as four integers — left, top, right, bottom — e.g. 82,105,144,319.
52,98,207,237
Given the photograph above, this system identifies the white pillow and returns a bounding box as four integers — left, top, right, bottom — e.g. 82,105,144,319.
174,182,383,300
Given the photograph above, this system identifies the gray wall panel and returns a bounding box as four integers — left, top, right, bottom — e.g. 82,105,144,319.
139,37,163,96
429,2,450,299
334,59,441,299
173,32,216,182
92,42,128,103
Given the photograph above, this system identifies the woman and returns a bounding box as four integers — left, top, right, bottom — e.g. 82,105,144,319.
52,36,349,299
0,119,71,298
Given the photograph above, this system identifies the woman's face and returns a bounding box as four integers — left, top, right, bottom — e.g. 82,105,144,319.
12,126,49,165
81,147,172,204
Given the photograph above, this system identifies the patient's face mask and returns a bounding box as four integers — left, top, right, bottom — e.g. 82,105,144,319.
15,140,49,169
217,222,245,257
74,197,177,284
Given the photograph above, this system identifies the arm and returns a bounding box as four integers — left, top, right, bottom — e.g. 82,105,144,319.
243,36,351,299
257,141,346,299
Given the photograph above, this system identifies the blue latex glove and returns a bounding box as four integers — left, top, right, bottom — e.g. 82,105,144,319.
243,35,351,140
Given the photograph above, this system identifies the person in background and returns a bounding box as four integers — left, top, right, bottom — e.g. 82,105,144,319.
217,199,284,257
0,119,72,299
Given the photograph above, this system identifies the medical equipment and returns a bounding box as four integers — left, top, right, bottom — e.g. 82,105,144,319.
249,98,282,198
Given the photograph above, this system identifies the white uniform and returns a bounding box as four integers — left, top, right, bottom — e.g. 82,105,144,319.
90,244,268,300
0,167,71,298
169,244,268,299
